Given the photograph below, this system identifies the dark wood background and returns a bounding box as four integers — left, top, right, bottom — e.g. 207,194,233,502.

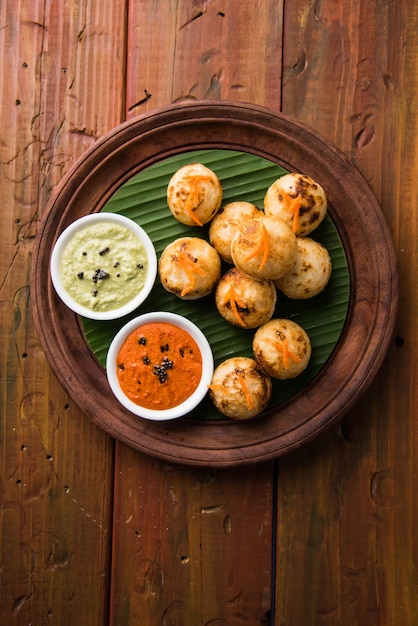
1,1,416,624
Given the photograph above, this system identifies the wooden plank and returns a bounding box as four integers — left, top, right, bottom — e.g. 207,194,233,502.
110,447,273,624
0,1,125,623
276,0,418,623
126,0,283,116
5,1,415,624
110,1,284,623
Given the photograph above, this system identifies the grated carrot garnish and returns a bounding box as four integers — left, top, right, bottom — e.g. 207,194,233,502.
237,372,254,410
282,338,289,369
244,222,269,271
208,383,224,392
180,286,194,297
288,195,301,233
184,194,204,226
280,189,294,205
209,375,254,411
182,175,213,226
222,285,247,327
274,338,301,369
280,190,302,233
177,251,206,296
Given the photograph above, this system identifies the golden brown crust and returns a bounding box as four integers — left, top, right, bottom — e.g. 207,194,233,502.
231,215,297,281
275,237,332,299
209,356,272,420
159,237,221,300
209,201,262,263
264,173,327,236
167,163,223,226
253,318,311,379
215,267,277,329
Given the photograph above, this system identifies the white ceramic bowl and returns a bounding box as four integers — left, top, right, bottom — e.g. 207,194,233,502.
50,213,157,320
106,312,214,421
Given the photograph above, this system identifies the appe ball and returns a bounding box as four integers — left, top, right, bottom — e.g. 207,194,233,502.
253,318,311,380
167,163,222,226
215,267,277,329
209,201,263,263
231,215,297,281
159,237,221,300
264,173,327,236
209,356,272,420
275,237,332,299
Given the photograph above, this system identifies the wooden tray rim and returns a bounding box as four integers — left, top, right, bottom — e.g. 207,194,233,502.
30,101,399,467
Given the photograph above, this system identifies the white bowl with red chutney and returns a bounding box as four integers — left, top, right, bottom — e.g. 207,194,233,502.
106,312,214,420
50,213,157,320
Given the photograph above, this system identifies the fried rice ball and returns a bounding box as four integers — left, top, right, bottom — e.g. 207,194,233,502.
209,356,272,420
159,237,221,300
253,318,312,380
275,237,332,299
209,201,263,263
230,215,297,281
264,173,327,236
215,267,277,329
167,163,223,227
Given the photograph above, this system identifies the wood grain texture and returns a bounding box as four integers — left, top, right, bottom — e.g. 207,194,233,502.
110,1,284,623
109,447,272,624
126,0,283,115
1,0,416,624
0,1,124,623
276,0,418,623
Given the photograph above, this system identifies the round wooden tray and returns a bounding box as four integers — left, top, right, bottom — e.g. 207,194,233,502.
31,101,398,467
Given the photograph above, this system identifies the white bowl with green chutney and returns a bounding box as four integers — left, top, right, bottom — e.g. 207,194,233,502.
50,213,157,320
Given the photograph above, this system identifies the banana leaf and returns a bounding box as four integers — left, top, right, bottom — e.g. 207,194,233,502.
82,150,350,420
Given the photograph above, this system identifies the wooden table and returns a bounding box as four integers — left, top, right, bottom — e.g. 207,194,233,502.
1,1,416,624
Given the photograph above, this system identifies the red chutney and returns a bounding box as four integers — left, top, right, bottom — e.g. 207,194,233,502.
116,322,203,410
